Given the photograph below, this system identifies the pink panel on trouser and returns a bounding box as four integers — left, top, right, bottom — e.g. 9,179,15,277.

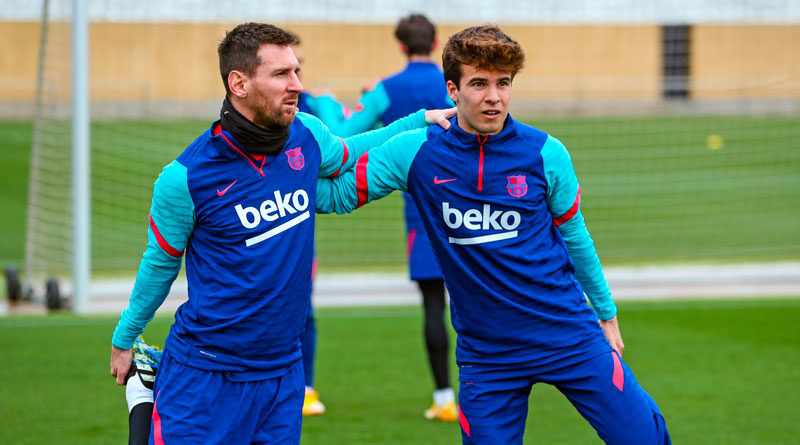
458,404,471,437
152,391,164,444
612,351,625,391
406,229,417,260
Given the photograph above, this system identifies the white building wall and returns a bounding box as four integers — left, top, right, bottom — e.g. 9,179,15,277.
1,0,799,24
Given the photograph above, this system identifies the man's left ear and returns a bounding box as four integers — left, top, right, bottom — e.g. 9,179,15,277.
446,80,459,104
228,70,249,99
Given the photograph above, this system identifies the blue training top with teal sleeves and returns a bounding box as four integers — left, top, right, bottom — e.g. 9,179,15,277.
111,109,428,377
316,115,617,378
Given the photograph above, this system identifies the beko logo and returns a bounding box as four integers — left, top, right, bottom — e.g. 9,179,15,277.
442,202,520,245
235,189,310,246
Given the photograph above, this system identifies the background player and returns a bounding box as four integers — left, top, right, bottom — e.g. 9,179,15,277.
109,22,453,444
316,25,670,444
316,13,458,421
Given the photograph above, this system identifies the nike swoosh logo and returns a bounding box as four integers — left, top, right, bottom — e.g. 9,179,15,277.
217,180,238,197
433,176,457,184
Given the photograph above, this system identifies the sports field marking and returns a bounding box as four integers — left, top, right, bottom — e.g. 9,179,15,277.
620,297,800,312
0,316,116,329
7,298,799,329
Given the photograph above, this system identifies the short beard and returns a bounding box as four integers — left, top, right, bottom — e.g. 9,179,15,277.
252,101,296,130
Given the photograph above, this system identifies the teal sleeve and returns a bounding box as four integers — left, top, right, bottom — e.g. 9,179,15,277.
541,136,617,320
316,83,391,137
308,94,346,121
111,161,195,349
299,109,427,179
316,128,427,214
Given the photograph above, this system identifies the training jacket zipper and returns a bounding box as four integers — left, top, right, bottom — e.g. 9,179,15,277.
219,132,267,177
477,134,488,191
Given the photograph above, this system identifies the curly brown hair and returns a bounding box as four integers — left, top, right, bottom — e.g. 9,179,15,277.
218,23,299,96
442,25,525,87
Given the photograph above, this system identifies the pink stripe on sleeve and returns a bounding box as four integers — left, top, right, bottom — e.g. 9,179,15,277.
328,138,350,178
149,214,184,258
553,185,581,227
355,153,369,208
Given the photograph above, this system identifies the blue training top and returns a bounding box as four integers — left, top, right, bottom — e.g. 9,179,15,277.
111,110,429,378
317,115,617,379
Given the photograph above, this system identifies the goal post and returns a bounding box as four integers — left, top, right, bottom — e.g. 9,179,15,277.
71,0,90,314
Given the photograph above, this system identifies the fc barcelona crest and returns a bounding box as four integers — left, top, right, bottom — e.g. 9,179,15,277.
285,147,305,170
506,175,528,198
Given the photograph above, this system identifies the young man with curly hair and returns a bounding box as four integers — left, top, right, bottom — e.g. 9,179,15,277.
317,25,671,444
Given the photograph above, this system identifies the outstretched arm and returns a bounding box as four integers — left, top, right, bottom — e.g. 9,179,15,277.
109,161,194,384
309,107,454,179
316,128,430,214
339,108,451,163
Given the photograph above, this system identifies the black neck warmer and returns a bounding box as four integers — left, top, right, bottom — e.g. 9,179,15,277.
219,97,290,155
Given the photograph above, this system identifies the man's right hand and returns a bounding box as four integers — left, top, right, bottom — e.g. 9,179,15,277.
110,345,133,385
599,315,625,357
424,107,457,130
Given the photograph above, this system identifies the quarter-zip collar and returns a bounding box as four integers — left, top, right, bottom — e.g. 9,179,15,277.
443,114,519,191
211,120,268,177
443,114,519,151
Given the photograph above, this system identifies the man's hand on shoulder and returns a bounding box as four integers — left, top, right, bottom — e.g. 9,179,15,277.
425,107,457,130
110,345,133,385
599,315,625,356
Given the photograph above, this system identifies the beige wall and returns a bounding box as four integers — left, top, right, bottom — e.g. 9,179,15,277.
1,22,797,109
492,25,662,101
1,22,42,101
290,24,662,101
691,25,800,99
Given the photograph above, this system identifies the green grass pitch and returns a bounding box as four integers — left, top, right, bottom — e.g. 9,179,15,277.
2,114,799,272
1,299,799,444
